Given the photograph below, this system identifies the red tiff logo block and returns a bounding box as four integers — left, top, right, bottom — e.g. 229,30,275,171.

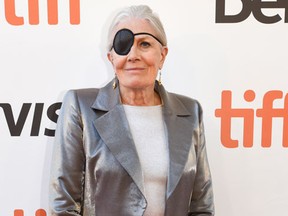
215,90,288,148
14,209,46,216
3,0,80,25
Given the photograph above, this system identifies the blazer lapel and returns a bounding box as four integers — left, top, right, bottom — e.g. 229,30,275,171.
157,84,194,199
91,81,145,195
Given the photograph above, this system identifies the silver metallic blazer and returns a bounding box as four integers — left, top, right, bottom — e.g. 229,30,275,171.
49,80,214,216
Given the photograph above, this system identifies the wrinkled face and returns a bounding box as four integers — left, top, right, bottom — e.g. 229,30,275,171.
107,18,168,90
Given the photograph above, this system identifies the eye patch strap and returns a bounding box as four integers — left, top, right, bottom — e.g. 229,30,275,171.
134,32,163,46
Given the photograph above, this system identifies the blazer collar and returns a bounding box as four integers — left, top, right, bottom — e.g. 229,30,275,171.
91,80,191,114
91,80,193,199
91,80,120,111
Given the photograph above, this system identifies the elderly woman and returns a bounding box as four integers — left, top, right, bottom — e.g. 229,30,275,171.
50,5,214,216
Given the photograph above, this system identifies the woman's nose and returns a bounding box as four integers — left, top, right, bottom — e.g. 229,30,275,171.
127,44,140,62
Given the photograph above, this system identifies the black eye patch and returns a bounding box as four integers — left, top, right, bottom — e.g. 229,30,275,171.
111,28,163,56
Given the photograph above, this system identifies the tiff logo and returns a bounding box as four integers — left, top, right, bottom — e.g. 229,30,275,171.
216,0,288,24
14,209,46,216
215,90,288,148
2,0,80,25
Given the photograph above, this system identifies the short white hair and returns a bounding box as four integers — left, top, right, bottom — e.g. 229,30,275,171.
107,5,167,52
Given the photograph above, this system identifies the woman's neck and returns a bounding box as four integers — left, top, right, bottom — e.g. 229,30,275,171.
119,85,161,106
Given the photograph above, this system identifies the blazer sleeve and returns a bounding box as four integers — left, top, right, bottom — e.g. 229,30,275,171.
188,103,215,216
49,90,86,216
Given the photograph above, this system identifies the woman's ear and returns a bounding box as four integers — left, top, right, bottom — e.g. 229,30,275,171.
160,46,168,68
107,52,114,65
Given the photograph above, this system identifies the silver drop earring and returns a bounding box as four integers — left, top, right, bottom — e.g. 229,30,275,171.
113,75,117,89
158,70,162,86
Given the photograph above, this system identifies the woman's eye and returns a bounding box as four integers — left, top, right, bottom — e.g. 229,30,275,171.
140,41,151,47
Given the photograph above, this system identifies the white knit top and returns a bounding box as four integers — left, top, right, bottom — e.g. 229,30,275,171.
123,105,168,216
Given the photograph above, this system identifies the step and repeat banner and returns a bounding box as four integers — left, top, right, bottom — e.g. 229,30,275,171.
0,0,287,215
